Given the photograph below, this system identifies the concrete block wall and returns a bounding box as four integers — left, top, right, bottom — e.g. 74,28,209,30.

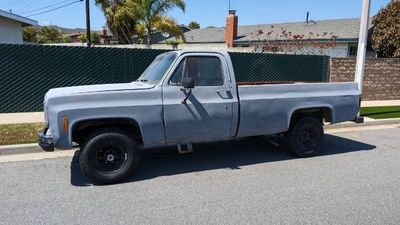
330,58,400,100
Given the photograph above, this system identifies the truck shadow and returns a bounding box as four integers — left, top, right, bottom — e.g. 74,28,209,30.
70,134,376,186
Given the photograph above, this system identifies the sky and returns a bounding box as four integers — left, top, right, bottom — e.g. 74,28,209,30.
0,0,392,30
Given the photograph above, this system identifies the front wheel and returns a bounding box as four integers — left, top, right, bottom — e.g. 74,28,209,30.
79,128,139,185
284,117,324,157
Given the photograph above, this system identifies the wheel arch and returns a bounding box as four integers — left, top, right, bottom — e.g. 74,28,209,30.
287,105,334,129
71,117,144,146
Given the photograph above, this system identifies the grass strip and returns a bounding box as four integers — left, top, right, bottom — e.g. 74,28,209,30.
0,123,44,145
361,106,400,119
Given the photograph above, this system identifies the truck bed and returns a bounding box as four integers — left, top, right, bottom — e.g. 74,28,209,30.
236,82,360,137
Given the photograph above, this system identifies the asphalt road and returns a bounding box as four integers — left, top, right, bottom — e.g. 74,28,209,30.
1,127,399,225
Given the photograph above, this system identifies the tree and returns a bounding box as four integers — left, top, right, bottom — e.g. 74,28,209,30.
95,0,185,45
78,32,101,44
95,0,137,44
120,0,185,46
78,33,86,43
37,27,62,43
372,0,400,58
23,26,38,42
188,21,200,29
62,36,72,43
91,32,101,44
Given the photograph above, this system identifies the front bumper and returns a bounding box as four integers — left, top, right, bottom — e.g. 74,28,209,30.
38,128,54,152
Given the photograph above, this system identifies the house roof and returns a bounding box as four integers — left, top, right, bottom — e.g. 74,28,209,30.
0,9,37,27
182,27,226,43
173,18,372,44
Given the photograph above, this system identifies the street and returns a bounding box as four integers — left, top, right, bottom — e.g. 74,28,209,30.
1,127,400,225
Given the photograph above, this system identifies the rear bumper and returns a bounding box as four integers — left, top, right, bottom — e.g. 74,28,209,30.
38,128,54,152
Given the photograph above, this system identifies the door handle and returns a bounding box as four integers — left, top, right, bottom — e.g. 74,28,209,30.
216,90,232,99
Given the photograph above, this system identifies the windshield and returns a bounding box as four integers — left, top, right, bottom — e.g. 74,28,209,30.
136,52,177,84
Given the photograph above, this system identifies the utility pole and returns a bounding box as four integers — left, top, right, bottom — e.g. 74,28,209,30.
355,0,371,94
85,0,91,47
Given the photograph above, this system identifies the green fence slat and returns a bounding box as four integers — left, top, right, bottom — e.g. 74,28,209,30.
228,52,330,82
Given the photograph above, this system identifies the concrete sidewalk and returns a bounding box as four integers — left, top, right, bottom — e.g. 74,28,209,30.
0,100,399,125
361,100,400,107
0,112,44,125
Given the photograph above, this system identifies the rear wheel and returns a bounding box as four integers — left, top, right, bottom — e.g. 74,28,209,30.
284,117,324,157
79,128,139,185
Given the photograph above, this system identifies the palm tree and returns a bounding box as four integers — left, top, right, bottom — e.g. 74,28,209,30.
95,0,137,44
123,0,186,46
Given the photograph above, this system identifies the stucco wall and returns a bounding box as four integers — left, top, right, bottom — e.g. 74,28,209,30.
330,58,400,100
0,17,23,44
284,42,349,58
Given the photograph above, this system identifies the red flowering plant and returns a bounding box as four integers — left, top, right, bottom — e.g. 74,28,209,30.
248,26,338,55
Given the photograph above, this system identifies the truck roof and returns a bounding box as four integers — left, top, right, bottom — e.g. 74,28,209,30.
173,50,228,55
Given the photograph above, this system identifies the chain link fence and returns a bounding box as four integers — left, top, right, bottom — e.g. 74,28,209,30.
0,44,329,113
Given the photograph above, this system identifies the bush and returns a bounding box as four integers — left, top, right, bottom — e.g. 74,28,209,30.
372,0,400,58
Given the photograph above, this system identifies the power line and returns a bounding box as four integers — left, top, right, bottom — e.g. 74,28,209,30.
14,0,44,13
20,0,76,15
26,0,83,17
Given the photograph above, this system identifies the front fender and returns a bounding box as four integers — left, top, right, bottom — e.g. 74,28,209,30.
46,87,165,150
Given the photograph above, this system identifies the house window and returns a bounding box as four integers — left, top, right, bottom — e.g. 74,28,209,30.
348,43,358,57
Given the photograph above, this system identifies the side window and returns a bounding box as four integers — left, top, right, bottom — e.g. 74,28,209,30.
169,56,224,86
169,59,186,85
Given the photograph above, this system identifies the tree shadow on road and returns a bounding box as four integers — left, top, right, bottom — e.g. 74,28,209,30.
70,134,376,186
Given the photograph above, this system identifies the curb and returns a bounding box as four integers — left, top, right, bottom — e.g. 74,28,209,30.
0,143,44,156
0,119,399,157
325,118,400,130
0,143,76,156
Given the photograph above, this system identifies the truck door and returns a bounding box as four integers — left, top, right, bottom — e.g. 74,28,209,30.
162,53,235,144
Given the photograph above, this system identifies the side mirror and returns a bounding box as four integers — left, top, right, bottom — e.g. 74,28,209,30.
182,77,195,89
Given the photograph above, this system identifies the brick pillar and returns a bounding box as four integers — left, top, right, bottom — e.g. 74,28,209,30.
225,10,238,48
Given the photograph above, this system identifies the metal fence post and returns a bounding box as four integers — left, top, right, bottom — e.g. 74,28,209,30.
355,0,371,94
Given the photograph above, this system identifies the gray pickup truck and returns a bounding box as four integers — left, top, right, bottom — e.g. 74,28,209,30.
39,51,361,184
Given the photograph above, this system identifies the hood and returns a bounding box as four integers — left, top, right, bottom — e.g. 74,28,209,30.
45,82,154,102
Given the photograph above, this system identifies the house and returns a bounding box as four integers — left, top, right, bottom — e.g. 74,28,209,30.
63,32,83,43
98,27,117,44
0,9,37,44
63,27,116,44
167,11,375,58
133,25,192,44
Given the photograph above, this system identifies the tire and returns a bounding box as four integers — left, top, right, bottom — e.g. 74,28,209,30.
79,128,139,185
284,117,324,157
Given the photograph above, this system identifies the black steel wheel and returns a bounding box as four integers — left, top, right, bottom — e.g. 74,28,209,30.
284,117,324,157
94,143,128,173
79,128,139,185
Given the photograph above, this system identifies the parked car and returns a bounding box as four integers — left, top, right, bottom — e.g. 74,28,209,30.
39,51,362,184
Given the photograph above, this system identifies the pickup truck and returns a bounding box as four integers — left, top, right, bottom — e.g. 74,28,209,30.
39,51,361,184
